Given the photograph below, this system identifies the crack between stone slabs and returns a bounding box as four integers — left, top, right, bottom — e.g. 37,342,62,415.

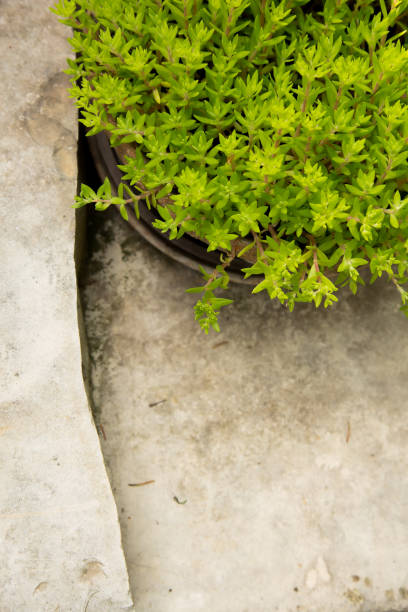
74,119,136,612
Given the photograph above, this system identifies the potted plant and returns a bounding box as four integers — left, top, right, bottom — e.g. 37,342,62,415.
52,0,408,332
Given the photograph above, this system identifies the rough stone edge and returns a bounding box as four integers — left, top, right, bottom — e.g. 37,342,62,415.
75,163,135,610
0,0,136,607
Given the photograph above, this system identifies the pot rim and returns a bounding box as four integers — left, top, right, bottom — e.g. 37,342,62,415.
87,131,260,285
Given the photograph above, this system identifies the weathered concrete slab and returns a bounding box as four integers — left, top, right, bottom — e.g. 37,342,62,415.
83,208,408,612
0,2,133,610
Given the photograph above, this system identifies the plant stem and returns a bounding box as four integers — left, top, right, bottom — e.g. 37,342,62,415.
333,85,343,110
251,230,266,257
260,0,267,28
309,236,321,280
268,224,281,244
295,81,311,136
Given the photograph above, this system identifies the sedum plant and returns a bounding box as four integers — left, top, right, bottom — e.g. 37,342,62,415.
52,0,408,332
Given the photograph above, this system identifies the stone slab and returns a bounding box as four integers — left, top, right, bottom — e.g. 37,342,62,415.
0,2,134,610
83,208,408,612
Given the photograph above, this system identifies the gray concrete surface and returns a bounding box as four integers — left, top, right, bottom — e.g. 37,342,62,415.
83,209,408,612
0,2,134,610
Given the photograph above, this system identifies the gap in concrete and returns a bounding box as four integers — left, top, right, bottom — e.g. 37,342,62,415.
75,125,135,610
76,123,103,416
76,128,141,604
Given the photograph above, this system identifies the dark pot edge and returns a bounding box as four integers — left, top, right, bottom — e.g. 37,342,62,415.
86,131,260,286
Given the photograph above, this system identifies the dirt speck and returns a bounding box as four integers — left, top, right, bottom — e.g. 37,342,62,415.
352,575,360,582
385,588,395,601
344,589,364,605
80,560,105,582
364,577,372,587
33,581,48,594
399,587,408,599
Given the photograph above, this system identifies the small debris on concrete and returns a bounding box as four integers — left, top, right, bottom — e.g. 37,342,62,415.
212,341,229,349
80,561,105,582
33,582,48,594
173,496,187,505
344,589,364,605
128,480,155,487
149,399,167,408
385,588,395,601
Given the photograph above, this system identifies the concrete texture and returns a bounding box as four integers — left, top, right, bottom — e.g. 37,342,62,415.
0,2,133,610
83,208,408,612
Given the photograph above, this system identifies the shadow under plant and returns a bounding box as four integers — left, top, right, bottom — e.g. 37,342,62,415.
78,153,408,611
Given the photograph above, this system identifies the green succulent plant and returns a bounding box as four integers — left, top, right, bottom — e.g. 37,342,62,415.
52,0,408,332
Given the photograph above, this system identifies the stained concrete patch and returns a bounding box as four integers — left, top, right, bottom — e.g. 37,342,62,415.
83,208,408,612
0,2,133,610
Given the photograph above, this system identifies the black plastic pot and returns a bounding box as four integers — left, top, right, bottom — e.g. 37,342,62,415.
87,132,257,284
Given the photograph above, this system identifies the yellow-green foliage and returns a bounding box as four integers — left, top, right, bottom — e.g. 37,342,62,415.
52,0,408,332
